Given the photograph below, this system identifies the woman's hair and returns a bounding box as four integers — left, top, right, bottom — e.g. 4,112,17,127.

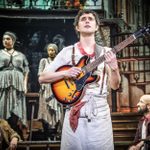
3,31,17,43
46,43,58,54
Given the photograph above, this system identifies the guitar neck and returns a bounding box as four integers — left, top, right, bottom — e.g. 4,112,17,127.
83,34,136,73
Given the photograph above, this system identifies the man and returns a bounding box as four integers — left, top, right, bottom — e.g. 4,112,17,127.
39,10,121,150
0,119,21,150
129,95,150,150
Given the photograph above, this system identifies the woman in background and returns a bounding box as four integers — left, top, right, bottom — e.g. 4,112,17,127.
38,43,63,139
0,31,29,138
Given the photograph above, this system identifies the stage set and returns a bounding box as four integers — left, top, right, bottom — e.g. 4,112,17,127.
0,0,150,149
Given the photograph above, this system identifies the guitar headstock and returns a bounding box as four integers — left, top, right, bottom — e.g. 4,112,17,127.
134,25,150,39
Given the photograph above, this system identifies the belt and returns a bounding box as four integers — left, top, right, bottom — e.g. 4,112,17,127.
0,66,23,72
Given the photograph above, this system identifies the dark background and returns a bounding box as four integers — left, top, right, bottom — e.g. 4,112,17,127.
0,18,78,92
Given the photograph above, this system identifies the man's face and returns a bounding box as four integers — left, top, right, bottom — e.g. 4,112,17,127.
137,100,148,113
3,35,14,49
76,13,98,35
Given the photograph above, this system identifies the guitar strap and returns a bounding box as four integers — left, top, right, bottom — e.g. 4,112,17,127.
95,45,106,95
72,45,75,66
95,44,100,59
100,66,106,94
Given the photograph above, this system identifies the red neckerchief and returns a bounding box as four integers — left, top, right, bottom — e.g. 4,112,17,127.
77,42,95,58
69,101,86,132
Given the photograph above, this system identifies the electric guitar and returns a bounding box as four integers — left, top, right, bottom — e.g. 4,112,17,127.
51,26,150,105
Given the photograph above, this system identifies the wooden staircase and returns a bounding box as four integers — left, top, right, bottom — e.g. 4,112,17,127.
22,93,142,149
112,112,142,150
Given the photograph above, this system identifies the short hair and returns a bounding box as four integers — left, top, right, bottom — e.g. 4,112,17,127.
74,10,100,27
3,31,17,43
140,95,150,104
73,10,100,37
46,43,58,54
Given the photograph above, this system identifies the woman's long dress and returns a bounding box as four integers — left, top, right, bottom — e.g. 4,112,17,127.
37,58,63,129
0,49,29,127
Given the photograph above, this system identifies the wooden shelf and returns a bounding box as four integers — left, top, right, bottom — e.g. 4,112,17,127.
120,70,150,74
118,56,150,62
0,8,105,19
130,81,150,86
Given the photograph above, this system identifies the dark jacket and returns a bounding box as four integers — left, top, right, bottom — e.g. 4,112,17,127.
132,116,150,149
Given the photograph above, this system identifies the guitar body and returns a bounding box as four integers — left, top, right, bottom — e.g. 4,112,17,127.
51,55,99,105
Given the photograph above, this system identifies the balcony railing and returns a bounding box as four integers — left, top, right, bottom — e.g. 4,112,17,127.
0,0,104,10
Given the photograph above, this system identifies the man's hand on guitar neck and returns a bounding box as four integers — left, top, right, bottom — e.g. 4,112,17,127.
64,67,82,78
104,49,121,90
104,50,119,71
